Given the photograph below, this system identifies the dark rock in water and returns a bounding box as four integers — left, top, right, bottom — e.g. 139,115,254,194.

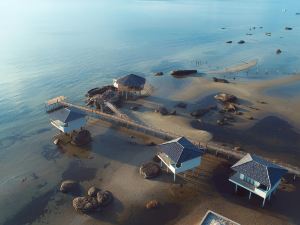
226,41,233,43
146,200,160,209
175,102,187,108
60,180,78,193
72,196,99,213
296,13,300,15
213,77,229,83
154,72,164,76
214,93,237,103
97,190,113,207
170,70,197,77
87,186,100,197
190,108,210,118
238,40,245,44
246,33,253,36
139,162,161,179
71,130,92,146
285,27,293,30
276,49,282,54
157,106,169,115
147,142,156,146
265,32,272,36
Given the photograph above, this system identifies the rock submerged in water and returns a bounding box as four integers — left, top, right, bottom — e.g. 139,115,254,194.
190,108,210,118
213,77,229,83
97,190,113,207
156,106,169,116
237,40,245,44
285,27,293,30
170,70,197,77
140,162,161,179
87,186,100,197
276,49,282,54
154,72,164,76
60,180,78,193
175,102,187,108
72,196,99,213
226,41,233,44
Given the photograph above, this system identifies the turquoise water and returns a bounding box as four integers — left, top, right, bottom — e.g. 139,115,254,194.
1,0,300,223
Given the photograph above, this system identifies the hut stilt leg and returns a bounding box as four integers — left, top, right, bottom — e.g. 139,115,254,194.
249,191,252,200
262,198,266,207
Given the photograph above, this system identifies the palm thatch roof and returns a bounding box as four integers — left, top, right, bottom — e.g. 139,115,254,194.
116,74,146,90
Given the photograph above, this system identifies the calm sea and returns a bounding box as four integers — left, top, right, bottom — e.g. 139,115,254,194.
0,0,300,223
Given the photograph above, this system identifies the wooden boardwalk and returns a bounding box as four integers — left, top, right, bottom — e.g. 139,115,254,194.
57,99,300,178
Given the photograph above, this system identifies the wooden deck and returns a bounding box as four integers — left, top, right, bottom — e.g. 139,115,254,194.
49,98,300,178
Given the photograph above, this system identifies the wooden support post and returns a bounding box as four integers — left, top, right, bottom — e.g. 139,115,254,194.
235,184,238,193
249,191,252,200
268,193,271,201
262,198,266,207
173,173,176,182
160,160,163,168
294,174,296,181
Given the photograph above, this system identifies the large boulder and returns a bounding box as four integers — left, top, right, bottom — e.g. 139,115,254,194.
223,102,237,112
72,196,99,213
71,130,92,146
97,190,113,207
87,186,100,197
60,180,78,193
139,162,161,179
214,93,237,103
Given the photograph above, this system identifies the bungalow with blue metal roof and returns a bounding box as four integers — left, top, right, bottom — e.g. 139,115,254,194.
49,108,86,133
229,153,288,207
157,137,205,182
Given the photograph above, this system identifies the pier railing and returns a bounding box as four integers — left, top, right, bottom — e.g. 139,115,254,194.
56,100,299,178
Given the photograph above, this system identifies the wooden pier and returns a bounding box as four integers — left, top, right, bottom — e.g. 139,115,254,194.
47,96,300,178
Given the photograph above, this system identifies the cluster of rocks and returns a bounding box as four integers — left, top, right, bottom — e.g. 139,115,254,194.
60,181,113,213
71,129,92,146
139,162,161,179
154,72,164,76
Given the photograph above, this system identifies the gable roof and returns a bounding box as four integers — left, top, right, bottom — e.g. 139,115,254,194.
158,137,204,164
231,153,287,188
116,74,146,88
49,108,86,123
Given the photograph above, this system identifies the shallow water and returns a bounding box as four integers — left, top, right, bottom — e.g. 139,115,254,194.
1,0,300,224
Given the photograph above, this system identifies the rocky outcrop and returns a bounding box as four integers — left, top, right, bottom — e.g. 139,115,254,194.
190,108,210,118
72,196,99,213
276,49,282,54
97,190,113,207
87,186,100,197
238,40,245,44
145,200,159,209
226,41,233,44
71,130,92,146
60,180,78,193
223,102,237,112
213,77,229,83
214,93,237,103
86,85,117,98
139,162,161,179
170,70,197,77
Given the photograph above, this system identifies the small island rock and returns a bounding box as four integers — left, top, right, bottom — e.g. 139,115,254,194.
60,180,78,193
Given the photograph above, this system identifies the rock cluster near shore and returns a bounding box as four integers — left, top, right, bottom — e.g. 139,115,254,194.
140,162,161,179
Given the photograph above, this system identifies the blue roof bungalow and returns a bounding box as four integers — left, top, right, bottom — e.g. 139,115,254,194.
49,108,86,133
157,137,205,182
229,153,287,207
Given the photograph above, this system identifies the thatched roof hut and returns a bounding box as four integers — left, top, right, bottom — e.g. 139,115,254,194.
114,74,146,91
